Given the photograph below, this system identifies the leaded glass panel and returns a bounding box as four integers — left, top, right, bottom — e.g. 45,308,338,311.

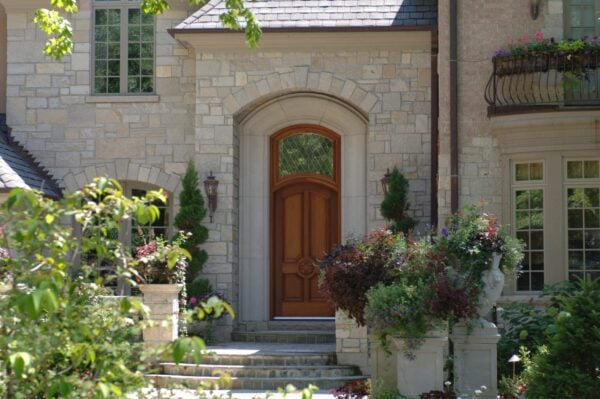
278,133,334,178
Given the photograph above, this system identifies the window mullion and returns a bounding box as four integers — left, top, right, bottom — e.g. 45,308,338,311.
120,5,128,94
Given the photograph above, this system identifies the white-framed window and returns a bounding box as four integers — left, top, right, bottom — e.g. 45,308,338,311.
508,156,600,293
512,161,545,291
564,159,600,281
92,0,155,94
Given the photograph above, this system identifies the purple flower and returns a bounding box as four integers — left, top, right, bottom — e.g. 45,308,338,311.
441,228,449,237
493,48,510,58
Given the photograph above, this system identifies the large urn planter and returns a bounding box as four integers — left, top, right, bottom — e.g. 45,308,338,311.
139,284,183,350
390,329,449,399
477,253,505,318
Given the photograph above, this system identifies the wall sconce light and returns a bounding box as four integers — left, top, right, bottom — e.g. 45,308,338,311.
381,168,391,195
530,0,542,20
203,171,219,222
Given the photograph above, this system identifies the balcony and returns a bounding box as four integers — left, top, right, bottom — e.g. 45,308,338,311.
485,52,600,115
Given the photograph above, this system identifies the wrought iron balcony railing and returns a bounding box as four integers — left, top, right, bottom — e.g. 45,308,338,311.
485,52,600,114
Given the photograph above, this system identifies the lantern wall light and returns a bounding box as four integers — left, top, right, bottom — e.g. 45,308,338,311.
530,0,542,20
381,168,391,195
203,171,219,222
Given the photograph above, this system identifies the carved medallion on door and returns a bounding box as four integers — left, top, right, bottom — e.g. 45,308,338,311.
271,125,341,317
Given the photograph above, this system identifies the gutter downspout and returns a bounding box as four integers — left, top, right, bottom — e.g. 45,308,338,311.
431,28,439,228
450,0,459,213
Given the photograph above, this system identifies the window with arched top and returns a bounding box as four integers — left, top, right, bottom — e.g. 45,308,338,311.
272,126,340,184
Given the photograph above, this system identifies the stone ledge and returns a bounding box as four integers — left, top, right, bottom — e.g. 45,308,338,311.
85,95,160,103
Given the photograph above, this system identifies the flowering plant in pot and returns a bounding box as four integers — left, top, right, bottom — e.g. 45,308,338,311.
133,230,190,286
322,204,523,355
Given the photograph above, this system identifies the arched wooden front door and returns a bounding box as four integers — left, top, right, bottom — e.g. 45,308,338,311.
271,125,340,317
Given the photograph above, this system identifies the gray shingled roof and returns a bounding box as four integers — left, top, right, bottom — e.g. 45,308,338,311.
176,0,437,30
0,123,62,198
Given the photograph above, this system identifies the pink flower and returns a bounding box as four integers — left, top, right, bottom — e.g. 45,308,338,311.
519,34,530,42
535,31,544,41
189,297,197,305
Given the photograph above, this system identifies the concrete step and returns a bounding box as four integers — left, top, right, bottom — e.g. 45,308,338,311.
148,374,367,390
162,363,359,378
267,320,335,331
231,330,335,344
190,351,336,366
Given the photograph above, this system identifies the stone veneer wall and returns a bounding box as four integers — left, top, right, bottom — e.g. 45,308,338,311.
192,45,433,330
436,0,547,223
3,0,195,202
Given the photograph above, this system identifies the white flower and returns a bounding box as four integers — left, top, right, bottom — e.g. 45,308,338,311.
474,389,482,396
445,381,452,386
480,385,487,391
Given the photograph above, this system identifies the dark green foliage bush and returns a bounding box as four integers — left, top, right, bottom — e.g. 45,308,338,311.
496,281,577,379
523,277,600,399
380,167,417,234
175,161,209,286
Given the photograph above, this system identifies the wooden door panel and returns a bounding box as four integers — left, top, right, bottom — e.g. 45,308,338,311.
309,191,331,260
282,193,303,262
274,183,338,317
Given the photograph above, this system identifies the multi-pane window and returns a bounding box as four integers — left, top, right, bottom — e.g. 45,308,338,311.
566,160,600,281
93,1,154,94
564,0,600,38
513,162,545,291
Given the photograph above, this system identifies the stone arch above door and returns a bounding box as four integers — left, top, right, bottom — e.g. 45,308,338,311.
223,67,379,119
236,92,368,325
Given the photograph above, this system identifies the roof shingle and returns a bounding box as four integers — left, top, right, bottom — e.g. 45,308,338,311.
176,0,437,30
0,120,62,198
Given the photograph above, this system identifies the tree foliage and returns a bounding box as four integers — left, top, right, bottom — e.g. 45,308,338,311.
36,0,262,60
522,277,600,399
0,178,232,398
380,167,417,234
174,161,209,285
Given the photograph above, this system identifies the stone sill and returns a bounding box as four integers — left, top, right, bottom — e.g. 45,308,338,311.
85,95,160,103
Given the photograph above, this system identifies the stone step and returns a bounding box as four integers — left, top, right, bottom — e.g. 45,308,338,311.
191,351,336,366
267,320,335,331
231,330,335,344
148,374,367,390
161,363,359,378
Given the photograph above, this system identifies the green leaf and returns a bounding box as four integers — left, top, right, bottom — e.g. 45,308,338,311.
172,339,187,364
9,352,32,379
45,214,55,224
519,329,529,340
97,382,110,398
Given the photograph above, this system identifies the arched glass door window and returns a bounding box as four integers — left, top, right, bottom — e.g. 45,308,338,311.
277,131,335,179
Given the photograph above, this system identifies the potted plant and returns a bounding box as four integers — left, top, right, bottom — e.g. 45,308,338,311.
322,204,523,354
133,231,190,348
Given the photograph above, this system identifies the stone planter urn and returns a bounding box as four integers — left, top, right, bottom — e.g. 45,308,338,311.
477,252,504,319
390,329,449,399
139,284,183,350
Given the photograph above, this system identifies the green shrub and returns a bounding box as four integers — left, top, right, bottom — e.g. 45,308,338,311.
496,281,577,379
380,167,417,235
523,277,600,399
175,161,209,289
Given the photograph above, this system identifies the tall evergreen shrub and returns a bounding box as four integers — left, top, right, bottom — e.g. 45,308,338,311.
175,161,209,284
380,167,417,234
